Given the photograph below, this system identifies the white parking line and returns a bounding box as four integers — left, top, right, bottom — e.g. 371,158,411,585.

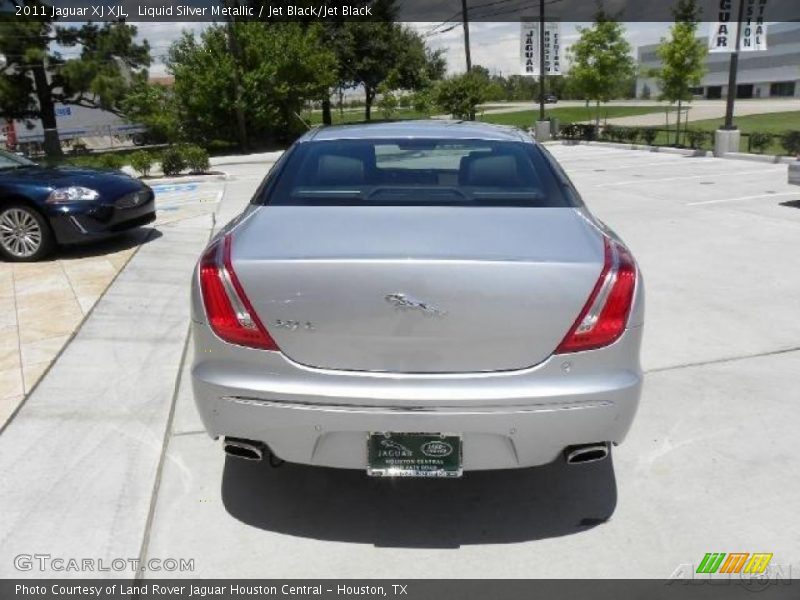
596,169,778,187
688,191,799,206
568,160,684,173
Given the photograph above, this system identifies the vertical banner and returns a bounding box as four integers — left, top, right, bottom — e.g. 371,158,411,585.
3,120,16,150
739,0,768,53
520,21,561,76
544,22,562,75
520,20,538,76
709,0,768,53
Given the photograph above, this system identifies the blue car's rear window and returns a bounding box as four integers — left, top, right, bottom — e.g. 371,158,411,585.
258,138,575,208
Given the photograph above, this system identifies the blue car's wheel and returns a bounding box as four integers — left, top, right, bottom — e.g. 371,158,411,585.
0,203,54,262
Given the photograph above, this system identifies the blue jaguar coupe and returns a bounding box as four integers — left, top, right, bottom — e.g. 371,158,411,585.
0,149,155,261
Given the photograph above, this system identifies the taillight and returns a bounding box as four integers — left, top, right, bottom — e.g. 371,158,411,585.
198,234,279,351
556,237,637,353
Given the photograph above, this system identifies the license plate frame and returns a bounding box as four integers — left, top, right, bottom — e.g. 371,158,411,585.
366,432,463,478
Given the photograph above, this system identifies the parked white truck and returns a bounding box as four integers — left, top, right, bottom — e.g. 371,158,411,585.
6,104,146,152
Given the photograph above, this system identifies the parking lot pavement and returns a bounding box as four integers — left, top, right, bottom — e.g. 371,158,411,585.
1,149,799,579
0,180,225,429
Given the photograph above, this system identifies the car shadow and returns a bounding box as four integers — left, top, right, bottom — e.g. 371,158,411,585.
54,227,161,261
221,454,618,548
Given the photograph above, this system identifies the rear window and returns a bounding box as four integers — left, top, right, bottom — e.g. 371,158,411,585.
258,138,573,208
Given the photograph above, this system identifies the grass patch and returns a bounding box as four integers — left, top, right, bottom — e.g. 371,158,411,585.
642,111,800,155
478,105,665,128
681,111,800,155
302,108,432,126
302,105,666,129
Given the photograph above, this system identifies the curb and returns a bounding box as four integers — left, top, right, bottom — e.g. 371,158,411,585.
549,139,797,166
141,173,228,185
724,152,796,165
549,139,710,157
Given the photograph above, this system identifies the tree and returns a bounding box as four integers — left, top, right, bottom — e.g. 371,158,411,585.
165,23,336,145
0,3,150,156
434,72,488,120
119,82,179,144
652,0,707,145
338,20,445,121
568,11,636,127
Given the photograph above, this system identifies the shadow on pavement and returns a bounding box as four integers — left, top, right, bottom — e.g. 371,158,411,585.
221,455,617,548
55,227,161,261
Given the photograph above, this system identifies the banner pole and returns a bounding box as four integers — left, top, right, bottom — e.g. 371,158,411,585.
538,0,546,121
723,0,746,130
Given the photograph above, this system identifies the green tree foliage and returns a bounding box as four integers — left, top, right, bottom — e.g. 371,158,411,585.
0,3,150,156
119,82,179,144
129,150,153,177
338,20,446,121
165,23,337,145
434,72,489,120
182,144,210,173
653,0,707,145
568,11,636,126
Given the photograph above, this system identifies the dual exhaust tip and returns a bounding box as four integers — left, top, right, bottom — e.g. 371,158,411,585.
564,443,610,465
223,437,266,461
224,437,610,467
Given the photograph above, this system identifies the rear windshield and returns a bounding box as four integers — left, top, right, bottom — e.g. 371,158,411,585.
258,138,573,207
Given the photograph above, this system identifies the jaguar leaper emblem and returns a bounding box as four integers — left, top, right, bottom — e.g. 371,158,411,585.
385,293,446,317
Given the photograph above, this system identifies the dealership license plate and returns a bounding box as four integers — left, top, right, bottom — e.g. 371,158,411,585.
367,432,462,478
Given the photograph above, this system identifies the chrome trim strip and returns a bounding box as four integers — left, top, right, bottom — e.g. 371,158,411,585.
69,215,88,234
221,395,613,414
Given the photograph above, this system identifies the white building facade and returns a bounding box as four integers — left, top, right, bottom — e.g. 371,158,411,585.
636,21,800,99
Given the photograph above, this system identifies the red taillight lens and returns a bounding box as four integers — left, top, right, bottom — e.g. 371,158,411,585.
198,234,278,351
556,237,637,353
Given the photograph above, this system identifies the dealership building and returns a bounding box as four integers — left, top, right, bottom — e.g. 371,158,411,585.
636,21,800,99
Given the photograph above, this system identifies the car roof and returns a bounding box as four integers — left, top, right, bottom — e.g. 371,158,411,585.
301,119,533,143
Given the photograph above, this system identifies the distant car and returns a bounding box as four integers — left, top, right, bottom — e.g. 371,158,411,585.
191,120,643,478
0,149,155,261
544,94,558,104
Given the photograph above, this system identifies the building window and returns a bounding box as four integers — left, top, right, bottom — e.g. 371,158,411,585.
770,81,796,97
689,87,704,97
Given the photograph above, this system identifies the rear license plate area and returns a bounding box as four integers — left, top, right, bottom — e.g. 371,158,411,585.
367,432,462,478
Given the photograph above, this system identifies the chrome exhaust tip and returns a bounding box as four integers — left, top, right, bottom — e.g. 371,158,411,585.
565,443,609,465
223,437,265,461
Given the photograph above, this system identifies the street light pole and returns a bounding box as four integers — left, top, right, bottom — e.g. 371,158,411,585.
723,0,746,130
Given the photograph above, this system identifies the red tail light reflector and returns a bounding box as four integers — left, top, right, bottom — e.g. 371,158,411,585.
198,234,278,351
556,237,637,353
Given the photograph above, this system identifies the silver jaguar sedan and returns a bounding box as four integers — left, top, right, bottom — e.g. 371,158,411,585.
191,120,643,478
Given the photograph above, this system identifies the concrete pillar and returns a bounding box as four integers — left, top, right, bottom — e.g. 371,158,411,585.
789,162,800,186
535,120,551,142
714,129,740,157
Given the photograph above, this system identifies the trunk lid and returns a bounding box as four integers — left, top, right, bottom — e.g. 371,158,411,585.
231,206,604,373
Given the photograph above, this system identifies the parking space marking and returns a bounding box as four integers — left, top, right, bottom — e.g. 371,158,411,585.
568,160,690,173
596,168,779,187
687,191,799,206
150,183,200,193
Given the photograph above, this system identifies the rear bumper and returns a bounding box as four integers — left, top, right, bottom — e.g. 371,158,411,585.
46,192,155,245
191,323,643,471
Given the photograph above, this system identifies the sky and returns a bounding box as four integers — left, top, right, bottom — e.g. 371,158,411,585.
130,21,675,77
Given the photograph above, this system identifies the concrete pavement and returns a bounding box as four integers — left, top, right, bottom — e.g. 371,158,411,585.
1,148,799,579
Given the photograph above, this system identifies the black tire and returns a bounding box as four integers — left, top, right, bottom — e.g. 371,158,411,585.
0,202,55,262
